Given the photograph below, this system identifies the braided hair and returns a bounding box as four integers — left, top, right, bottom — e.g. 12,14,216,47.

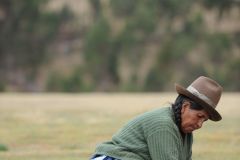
172,95,186,130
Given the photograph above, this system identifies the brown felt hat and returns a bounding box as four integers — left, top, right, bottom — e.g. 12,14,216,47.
175,76,223,121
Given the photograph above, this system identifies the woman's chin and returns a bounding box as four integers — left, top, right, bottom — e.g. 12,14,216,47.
182,127,194,133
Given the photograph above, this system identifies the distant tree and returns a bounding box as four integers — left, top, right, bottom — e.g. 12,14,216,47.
201,0,240,18
110,0,136,17
84,15,120,90
89,0,101,19
0,0,72,90
205,33,231,64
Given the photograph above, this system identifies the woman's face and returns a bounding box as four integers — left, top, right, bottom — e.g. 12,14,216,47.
181,101,209,133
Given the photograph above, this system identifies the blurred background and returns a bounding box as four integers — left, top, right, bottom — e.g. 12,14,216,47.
0,1,240,160
0,0,239,92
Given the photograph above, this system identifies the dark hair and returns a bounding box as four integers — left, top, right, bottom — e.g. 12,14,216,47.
172,94,203,130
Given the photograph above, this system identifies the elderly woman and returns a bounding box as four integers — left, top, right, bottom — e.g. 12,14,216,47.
91,76,223,160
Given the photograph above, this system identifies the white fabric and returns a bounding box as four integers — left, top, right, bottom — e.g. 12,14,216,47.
92,155,107,160
187,86,215,107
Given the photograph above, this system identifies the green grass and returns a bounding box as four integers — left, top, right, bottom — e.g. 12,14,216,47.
0,93,239,159
0,144,8,151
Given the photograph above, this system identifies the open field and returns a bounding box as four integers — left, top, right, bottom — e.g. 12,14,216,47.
0,93,239,160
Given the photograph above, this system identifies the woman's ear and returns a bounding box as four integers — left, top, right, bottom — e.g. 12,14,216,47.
181,101,190,114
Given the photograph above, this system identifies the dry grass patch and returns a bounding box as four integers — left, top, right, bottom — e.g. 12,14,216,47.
0,93,239,160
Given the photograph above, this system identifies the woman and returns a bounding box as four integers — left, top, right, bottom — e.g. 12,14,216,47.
91,76,223,160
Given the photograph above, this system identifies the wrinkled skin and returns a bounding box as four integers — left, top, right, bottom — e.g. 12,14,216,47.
181,101,209,133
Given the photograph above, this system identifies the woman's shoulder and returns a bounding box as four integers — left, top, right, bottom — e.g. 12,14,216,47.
128,105,177,131
140,105,173,121
111,105,178,142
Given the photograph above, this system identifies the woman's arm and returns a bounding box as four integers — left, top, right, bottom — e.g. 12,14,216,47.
147,128,181,160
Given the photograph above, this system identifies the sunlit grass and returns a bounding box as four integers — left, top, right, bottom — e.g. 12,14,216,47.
0,93,239,159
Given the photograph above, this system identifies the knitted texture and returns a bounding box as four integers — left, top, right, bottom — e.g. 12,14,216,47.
94,106,193,160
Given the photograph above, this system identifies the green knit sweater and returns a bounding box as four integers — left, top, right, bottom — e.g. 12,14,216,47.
94,106,193,160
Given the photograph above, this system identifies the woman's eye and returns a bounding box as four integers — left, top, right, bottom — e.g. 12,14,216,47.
198,114,208,121
198,114,204,119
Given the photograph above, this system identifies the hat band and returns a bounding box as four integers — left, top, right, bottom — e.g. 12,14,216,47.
187,86,215,107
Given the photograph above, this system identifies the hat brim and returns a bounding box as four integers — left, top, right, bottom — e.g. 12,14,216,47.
175,84,222,121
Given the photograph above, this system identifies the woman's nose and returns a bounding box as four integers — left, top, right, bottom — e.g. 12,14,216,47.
197,120,203,129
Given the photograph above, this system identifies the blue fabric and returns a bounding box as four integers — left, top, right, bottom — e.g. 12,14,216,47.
91,154,119,160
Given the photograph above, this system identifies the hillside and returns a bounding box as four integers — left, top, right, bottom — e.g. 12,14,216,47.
0,0,239,92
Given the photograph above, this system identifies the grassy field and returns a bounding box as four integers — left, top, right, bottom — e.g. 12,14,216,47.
0,93,239,160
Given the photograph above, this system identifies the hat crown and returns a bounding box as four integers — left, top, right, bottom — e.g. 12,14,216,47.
189,76,223,108
175,76,223,121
